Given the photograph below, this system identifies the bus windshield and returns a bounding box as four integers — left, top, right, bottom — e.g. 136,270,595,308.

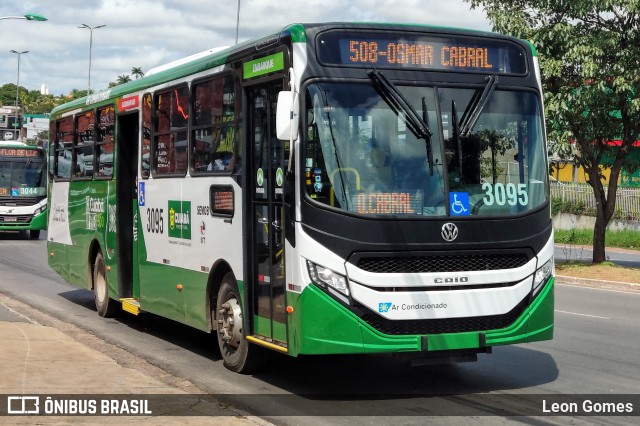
0,159,47,198
304,82,548,217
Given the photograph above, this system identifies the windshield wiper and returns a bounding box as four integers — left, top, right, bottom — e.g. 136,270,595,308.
319,89,349,206
368,68,434,174
458,74,499,137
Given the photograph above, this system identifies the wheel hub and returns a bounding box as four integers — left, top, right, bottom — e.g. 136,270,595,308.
218,298,243,348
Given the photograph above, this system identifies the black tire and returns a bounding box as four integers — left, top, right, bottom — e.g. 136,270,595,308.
215,273,268,373
29,230,40,240
93,252,118,317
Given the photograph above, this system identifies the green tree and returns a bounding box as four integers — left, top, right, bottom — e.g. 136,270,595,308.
131,67,145,79
0,82,87,121
117,74,132,85
0,83,28,108
467,0,640,263
0,84,17,105
69,89,88,100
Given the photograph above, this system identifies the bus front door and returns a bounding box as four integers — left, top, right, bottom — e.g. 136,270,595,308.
249,83,288,348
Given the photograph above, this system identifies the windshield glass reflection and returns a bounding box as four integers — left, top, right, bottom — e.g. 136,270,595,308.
304,82,548,217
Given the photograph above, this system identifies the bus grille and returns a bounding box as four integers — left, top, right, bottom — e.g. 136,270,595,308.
0,215,33,224
356,253,529,273
0,197,41,207
360,297,528,336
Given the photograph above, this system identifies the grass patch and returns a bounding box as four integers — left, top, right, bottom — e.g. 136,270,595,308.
555,228,640,250
556,261,640,284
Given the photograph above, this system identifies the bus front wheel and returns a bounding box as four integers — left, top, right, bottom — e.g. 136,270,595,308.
93,252,118,317
29,230,40,239
215,273,266,373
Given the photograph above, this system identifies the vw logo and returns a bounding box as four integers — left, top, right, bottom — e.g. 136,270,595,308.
441,222,458,242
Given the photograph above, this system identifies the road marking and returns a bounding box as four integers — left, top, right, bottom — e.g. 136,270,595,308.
0,301,39,324
558,283,640,295
555,309,610,320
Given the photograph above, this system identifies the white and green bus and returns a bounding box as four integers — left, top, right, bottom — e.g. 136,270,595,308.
0,142,47,239
48,22,554,372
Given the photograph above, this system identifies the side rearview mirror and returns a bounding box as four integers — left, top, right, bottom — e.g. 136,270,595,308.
276,91,299,141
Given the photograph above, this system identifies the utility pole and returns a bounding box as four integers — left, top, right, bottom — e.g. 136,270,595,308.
10,49,28,141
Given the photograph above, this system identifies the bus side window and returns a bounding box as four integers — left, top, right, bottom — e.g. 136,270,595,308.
96,106,115,179
74,110,95,179
55,117,73,180
154,86,188,176
190,74,236,174
141,94,152,178
48,120,56,180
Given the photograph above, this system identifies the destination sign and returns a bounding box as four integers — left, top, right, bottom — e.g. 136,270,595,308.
119,95,139,111
243,52,285,80
317,31,527,74
210,186,234,217
0,148,43,158
355,191,423,215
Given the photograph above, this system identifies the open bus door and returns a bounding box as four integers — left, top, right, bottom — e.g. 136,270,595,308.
115,111,140,313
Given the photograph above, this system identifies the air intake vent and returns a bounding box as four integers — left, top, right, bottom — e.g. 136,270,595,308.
357,253,529,273
0,215,33,223
0,197,42,207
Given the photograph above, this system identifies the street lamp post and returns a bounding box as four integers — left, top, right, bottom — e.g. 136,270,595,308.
78,24,106,94
235,0,241,44
0,13,47,22
10,50,28,141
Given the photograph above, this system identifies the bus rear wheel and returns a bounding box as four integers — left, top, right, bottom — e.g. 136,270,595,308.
215,273,266,373
93,252,118,317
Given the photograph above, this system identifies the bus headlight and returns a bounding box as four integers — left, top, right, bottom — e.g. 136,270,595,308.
533,258,553,296
307,260,349,296
34,205,46,215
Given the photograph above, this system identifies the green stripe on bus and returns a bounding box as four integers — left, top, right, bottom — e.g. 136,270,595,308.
287,280,554,356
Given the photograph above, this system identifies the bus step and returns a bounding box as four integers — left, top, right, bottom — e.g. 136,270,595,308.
246,335,288,353
120,298,141,315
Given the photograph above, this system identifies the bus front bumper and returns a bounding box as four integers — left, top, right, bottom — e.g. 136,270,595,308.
0,210,47,231
287,277,554,356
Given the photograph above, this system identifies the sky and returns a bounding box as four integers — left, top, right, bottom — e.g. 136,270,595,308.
0,0,491,97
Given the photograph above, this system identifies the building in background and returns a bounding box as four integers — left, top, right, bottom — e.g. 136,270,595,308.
23,113,50,146
0,106,22,141
0,106,50,146
550,140,640,188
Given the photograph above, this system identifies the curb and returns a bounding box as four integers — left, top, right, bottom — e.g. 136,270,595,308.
555,243,640,255
556,274,640,292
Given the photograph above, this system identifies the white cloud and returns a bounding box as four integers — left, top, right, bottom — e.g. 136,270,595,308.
0,0,490,96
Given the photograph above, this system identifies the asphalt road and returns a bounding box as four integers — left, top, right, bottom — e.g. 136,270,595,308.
0,231,639,424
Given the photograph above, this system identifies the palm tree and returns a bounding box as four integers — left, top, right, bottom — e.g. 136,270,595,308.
116,75,132,85
131,67,145,79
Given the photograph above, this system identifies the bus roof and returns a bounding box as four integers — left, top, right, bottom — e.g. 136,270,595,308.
50,22,529,117
0,141,40,148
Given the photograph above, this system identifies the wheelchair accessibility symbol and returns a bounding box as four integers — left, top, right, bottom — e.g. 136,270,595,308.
138,182,146,206
449,192,470,216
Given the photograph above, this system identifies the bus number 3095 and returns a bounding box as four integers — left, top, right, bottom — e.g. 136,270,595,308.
147,208,164,234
